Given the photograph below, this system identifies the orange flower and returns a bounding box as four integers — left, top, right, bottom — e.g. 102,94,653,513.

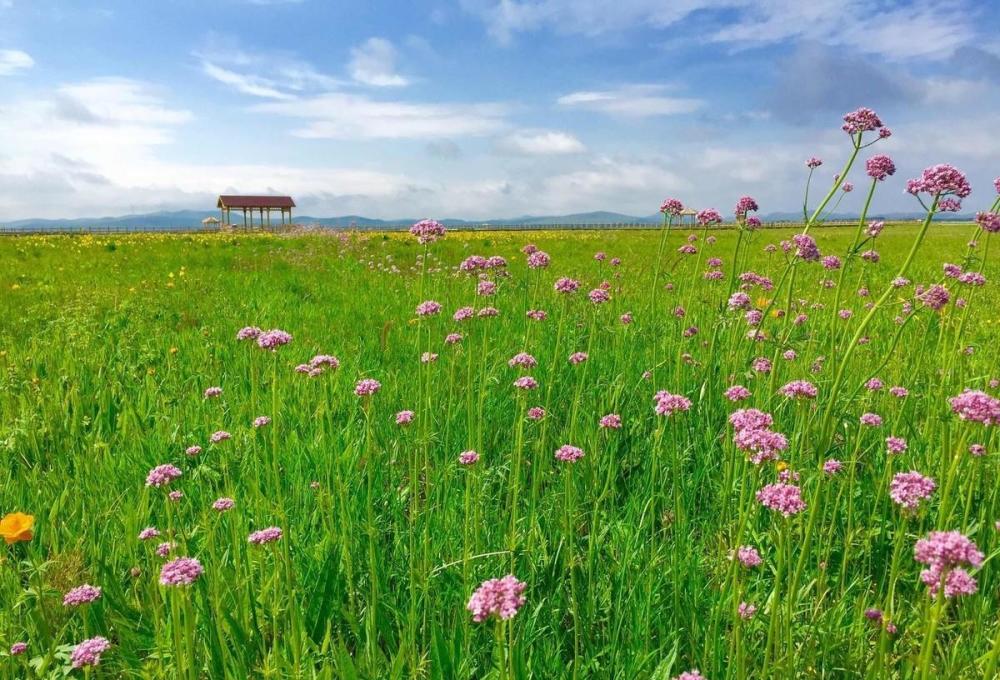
0,512,35,544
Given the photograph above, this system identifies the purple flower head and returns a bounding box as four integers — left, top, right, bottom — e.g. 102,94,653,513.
938,198,962,212
212,497,235,512
185,445,202,457
736,545,762,568
527,250,550,269
453,306,474,322
253,415,271,428
458,450,480,465
823,459,843,476
395,410,414,425
890,471,936,510
10,642,27,656
860,412,882,427
866,154,896,181
348,376,382,397
976,212,1000,233
445,332,463,344
568,351,588,365
738,602,757,620
513,376,538,390
70,636,111,669
724,385,751,402
257,329,292,351
555,444,585,463
806,157,823,169
757,483,806,516
554,277,580,293
822,255,842,270
138,526,160,541
906,164,972,198
654,391,692,416
248,526,283,545
236,326,262,341
467,575,527,622
416,300,442,317
886,436,908,454
63,584,102,607
842,107,884,135
842,182,854,193
509,352,538,369
792,233,820,262
599,413,622,429
410,219,446,244
210,430,231,444
779,380,818,399
734,195,758,218
204,386,222,399
527,406,545,420
310,355,340,370
696,209,722,226
146,464,182,488
159,557,203,586
948,389,1000,425
589,288,610,304
660,198,684,215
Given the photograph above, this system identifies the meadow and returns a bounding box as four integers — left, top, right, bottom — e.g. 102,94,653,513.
2,124,1000,677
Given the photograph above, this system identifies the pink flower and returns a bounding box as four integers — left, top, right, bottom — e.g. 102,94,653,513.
841,107,884,135
146,464,182,488
842,182,854,193
599,413,622,429
138,526,160,541
253,416,271,428
70,636,111,668
458,450,480,465
236,326,262,341
477,307,499,318
823,459,843,476
555,444,585,463
905,164,972,198
185,445,202,457
453,306,475,322
554,277,580,293
9,642,27,656
779,380,818,399
63,584,102,607
508,352,537,369
889,386,909,398
735,545,762,568
738,602,757,620
969,444,986,457
467,575,527,622
696,209,722,226
866,154,895,181
949,389,1000,425
860,412,882,427
568,352,588,365
674,670,705,680
527,406,545,420
445,332,463,344
310,355,340,370
914,530,983,569
416,300,442,317
886,436,908,454
729,408,773,432
620,312,633,324
527,251,550,269
527,309,548,321
257,329,292,351
212,497,235,512
806,157,822,168
248,527,283,545
168,490,183,503
355,378,381,396
890,471,936,510
792,234,820,262
513,376,538,390
752,357,772,373
210,430,231,443
734,196,758,218
724,385,751,402
757,483,806,516
420,351,438,364
588,288,610,304
396,410,414,425
660,198,684,215
477,280,497,296
410,219,446,244
204,386,222,399
654,391,692,416
976,212,1000,233
865,378,884,391
159,557,203,586
156,541,174,557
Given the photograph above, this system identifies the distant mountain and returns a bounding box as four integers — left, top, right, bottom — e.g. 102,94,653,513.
2,208,975,231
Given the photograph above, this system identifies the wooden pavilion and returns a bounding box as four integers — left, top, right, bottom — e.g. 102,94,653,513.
217,195,295,229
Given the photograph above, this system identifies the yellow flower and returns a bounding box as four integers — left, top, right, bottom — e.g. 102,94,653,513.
0,512,34,545
169,347,178,355
775,461,788,473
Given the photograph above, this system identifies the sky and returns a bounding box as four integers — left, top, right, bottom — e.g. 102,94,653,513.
0,0,998,221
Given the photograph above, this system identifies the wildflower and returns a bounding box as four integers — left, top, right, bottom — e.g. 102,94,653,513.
310,355,340,370
416,300,442,317
866,154,896,181
970,444,986,457
168,490,183,502
678,244,698,255
527,309,548,321
841,107,884,135
821,255,841,270
146,464,182,488
355,379,381,396
63,584,102,607
938,198,962,212
906,164,972,198
948,389,1000,425
184,445,202,457
734,427,788,464
396,410,414,425
527,406,545,420
914,531,983,598
467,575,527,622
734,196,758,218
420,351,438,364
204,386,222,399
738,602,757,620
10,642,27,656
527,251,550,268
236,326,262,341
156,542,174,557
842,182,854,192
886,436,908,454
477,280,496,296
779,380,818,399
409,218,446,244
889,386,909,398
554,277,580,294
860,412,882,427
477,306,499,318
674,670,705,680
458,450,480,465
823,459,843,476
757,483,806,516
752,357,772,373
865,378,884,391
160,557,203,586
890,472,936,510
599,413,622,429
589,288,610,304
555,444,585,463
253,416,271,428
806,157,822,168
729,409,773,432
660,198,684,215
746,216,762,229
866,221,885,237
861,250,880,263
0,512,34,544
212,497,235,512
654,391,692,416
735,545,762,568
508,352,537,369
138,526,160,541
454,306,475,322
248,527,283,545
70,636,111,668
620,312,633,324
257,329,292,351
792,233,820,262
513,376,538,390
782,350,797,361
724,385,751,402
696,209,722,226
976,212,1000,233
445,332,463,344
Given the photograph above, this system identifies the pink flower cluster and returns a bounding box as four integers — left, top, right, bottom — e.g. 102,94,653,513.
63,584,102,607
654,391,692,416
159,556,204,586
948,389,1000,425
555,444,585,463
889,471,935,510
660,198,684,215
409,218,446,244
757,483,806,516
467,575,527,622
71,636,111,668
841,107,885,135
355,378,381,396
146,464,182,488
914,531,983,598
905,164,972,198
779,380,818,399
248,527,283,545
865,154,895,181
696,209,722,226
257,329,292,351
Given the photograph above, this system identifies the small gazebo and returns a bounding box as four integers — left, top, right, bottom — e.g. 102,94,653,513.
679,208,698,227
201,216,221,230
217,195,295,229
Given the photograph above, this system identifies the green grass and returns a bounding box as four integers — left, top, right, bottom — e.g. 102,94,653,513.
1,222,998,678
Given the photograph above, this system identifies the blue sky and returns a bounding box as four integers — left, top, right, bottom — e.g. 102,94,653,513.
0,0,998,220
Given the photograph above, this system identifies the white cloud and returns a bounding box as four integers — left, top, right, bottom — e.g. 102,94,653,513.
558,84,703,117
348,38,409,87
0,49,33,75
254,93,508,139
201,61,295,100
465,0,977,60
496,129,585,155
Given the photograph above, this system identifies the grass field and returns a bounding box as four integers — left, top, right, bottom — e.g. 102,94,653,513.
2,221,999,678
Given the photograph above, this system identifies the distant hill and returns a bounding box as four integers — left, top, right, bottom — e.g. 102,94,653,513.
1,208,976,231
